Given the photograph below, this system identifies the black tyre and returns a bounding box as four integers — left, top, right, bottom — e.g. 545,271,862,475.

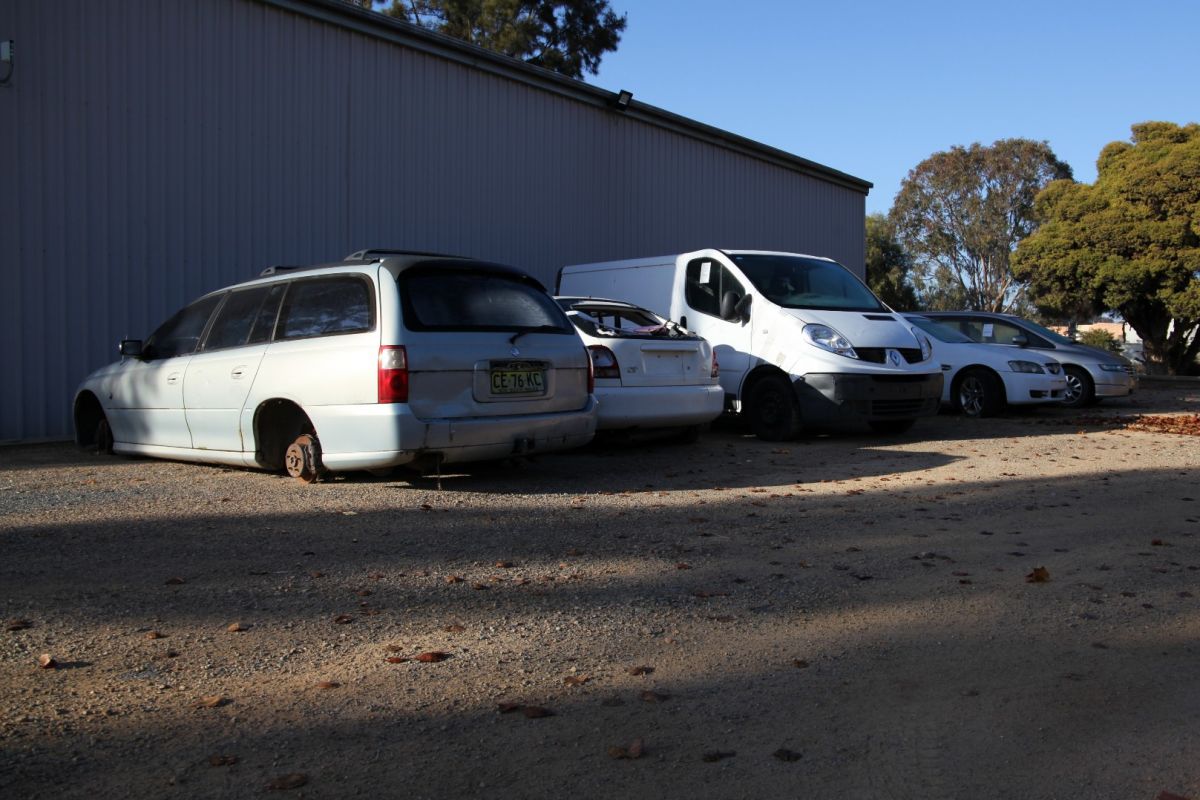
954,368,1004,418
1062,365,1096,408
868,418,916,435
94,415,114,455
746,374,801,441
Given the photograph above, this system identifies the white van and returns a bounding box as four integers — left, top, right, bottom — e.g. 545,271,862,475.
74,251,598,480
557,249,943,439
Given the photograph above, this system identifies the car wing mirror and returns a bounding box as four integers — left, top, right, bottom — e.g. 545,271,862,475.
119,339,144,358
1012,334,1029,347
720,292,752,323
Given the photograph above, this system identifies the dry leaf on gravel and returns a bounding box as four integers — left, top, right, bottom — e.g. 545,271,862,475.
495,560,515,568
144,630,164,639
1156,792,1192,800
266,773,308,791
701,750,736,762
164,577,186,585
792,659,810,669
316,681,340,689
37,654,57,669
7,619,32,632
521,705,554,718
563,675,590,687
415,651,450,663
675,563,692,570
445,575,464,584
1025,567,1051,583
443,623,466,633
639,690,670,703
226,622,246,633
608,738,645,759
773,748,802,762
332,614,354,624
191,696,229,709
497,702,523,714
385,656,409,664
208,754,238,767
627,665,655,676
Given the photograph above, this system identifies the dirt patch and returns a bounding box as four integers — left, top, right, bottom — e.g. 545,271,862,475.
2,386,1199,799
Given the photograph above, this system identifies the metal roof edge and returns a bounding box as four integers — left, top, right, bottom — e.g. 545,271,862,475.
257,0,873,195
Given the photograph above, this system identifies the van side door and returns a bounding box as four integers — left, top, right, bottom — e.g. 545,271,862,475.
183,284,285,452
679,257,753,404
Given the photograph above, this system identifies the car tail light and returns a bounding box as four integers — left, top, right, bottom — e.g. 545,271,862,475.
378,345,408,403
586,347,595,394
588,345,620,380
711,350,719,379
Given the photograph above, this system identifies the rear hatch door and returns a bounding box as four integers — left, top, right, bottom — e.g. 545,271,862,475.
397,265,590,419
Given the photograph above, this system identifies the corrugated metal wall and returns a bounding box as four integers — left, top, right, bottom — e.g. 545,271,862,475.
0,0,868,442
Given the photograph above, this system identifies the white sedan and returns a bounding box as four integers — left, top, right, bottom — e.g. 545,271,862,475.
906,315,1067,417
556,297,724,439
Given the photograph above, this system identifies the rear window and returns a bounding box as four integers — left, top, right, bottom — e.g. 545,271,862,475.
402,270,571,333
277,276,375,340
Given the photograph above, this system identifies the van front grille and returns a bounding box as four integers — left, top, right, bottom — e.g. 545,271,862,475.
857,348,924,364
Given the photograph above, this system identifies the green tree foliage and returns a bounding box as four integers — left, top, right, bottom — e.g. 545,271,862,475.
375,1,626,78
890,139,1073,313
864,213,919,310
1078,328,1123,354
1013,122,1200,374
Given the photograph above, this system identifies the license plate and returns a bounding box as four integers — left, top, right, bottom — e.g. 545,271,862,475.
490,365,546,395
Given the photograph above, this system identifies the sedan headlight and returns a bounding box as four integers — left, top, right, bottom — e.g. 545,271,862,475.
910,327,933,361
1043,362,1062,375
1008,360,1045,374
1099,363,1127,372
802,324,858,359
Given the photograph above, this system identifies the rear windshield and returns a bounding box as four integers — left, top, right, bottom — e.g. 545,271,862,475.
558,300,698,340
402,270,572,333
731,254,886,312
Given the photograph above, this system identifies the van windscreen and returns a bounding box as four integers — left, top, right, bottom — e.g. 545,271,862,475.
731,254,886,312
401,270,572,333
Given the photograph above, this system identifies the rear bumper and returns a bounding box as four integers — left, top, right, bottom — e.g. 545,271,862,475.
311,398,598,470
794,372,943,423
594,384,724,430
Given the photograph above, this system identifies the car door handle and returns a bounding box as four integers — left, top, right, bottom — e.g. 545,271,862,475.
231,367,247,379
167,372,181,385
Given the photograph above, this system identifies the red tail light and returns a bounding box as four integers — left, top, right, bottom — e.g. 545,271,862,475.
711,350,719,379
588,345,620,380
378,345,408,403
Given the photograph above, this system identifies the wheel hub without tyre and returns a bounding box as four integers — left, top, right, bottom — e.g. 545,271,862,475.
285,434,323,483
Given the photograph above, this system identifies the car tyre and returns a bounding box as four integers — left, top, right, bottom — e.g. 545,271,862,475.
747,374,801,441
955,369,1004,418
284,433,325,483
1062,366,1096,408
94,415,114,455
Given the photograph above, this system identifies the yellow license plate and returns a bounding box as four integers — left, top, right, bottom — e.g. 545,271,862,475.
490,368,546,395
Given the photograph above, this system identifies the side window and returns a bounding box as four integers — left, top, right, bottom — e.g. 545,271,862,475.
202,284,284,351
143,295,223,360
277,277,374,340
685,258,745,319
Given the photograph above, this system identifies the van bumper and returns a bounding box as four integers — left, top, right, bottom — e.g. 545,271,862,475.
316,398,599,470
793,372,943,423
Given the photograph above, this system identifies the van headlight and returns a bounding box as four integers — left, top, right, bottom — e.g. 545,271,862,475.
802,324,858,359
910,327,933,361
1008,360,1045,374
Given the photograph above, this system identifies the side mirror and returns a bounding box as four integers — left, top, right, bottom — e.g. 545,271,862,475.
720,292,751,323
119,339,144,358
1012,334,1029,348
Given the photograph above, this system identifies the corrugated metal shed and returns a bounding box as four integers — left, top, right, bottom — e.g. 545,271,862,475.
0,0,871,442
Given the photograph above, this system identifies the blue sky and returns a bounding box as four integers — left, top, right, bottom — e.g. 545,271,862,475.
588,0,1199,215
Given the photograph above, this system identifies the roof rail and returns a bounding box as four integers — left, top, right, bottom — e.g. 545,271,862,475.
344,248,462,261
259,264,308,276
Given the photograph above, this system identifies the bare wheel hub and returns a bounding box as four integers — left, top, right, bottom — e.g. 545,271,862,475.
284,434,323,483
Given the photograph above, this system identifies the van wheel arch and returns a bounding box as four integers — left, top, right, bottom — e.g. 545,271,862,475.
254,399,318,471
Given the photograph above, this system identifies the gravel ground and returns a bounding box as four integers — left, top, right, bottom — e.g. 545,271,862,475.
2,385,1199,800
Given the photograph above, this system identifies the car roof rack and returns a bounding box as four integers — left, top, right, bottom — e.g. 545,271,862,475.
343,248,462,261
259,264,308,276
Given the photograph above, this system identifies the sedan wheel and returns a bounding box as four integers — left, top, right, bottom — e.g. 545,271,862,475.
955,369,1003,418
1062,366,1095,408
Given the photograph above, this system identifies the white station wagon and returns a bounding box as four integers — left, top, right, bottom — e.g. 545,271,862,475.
73,251,598,480
556,296,723,440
